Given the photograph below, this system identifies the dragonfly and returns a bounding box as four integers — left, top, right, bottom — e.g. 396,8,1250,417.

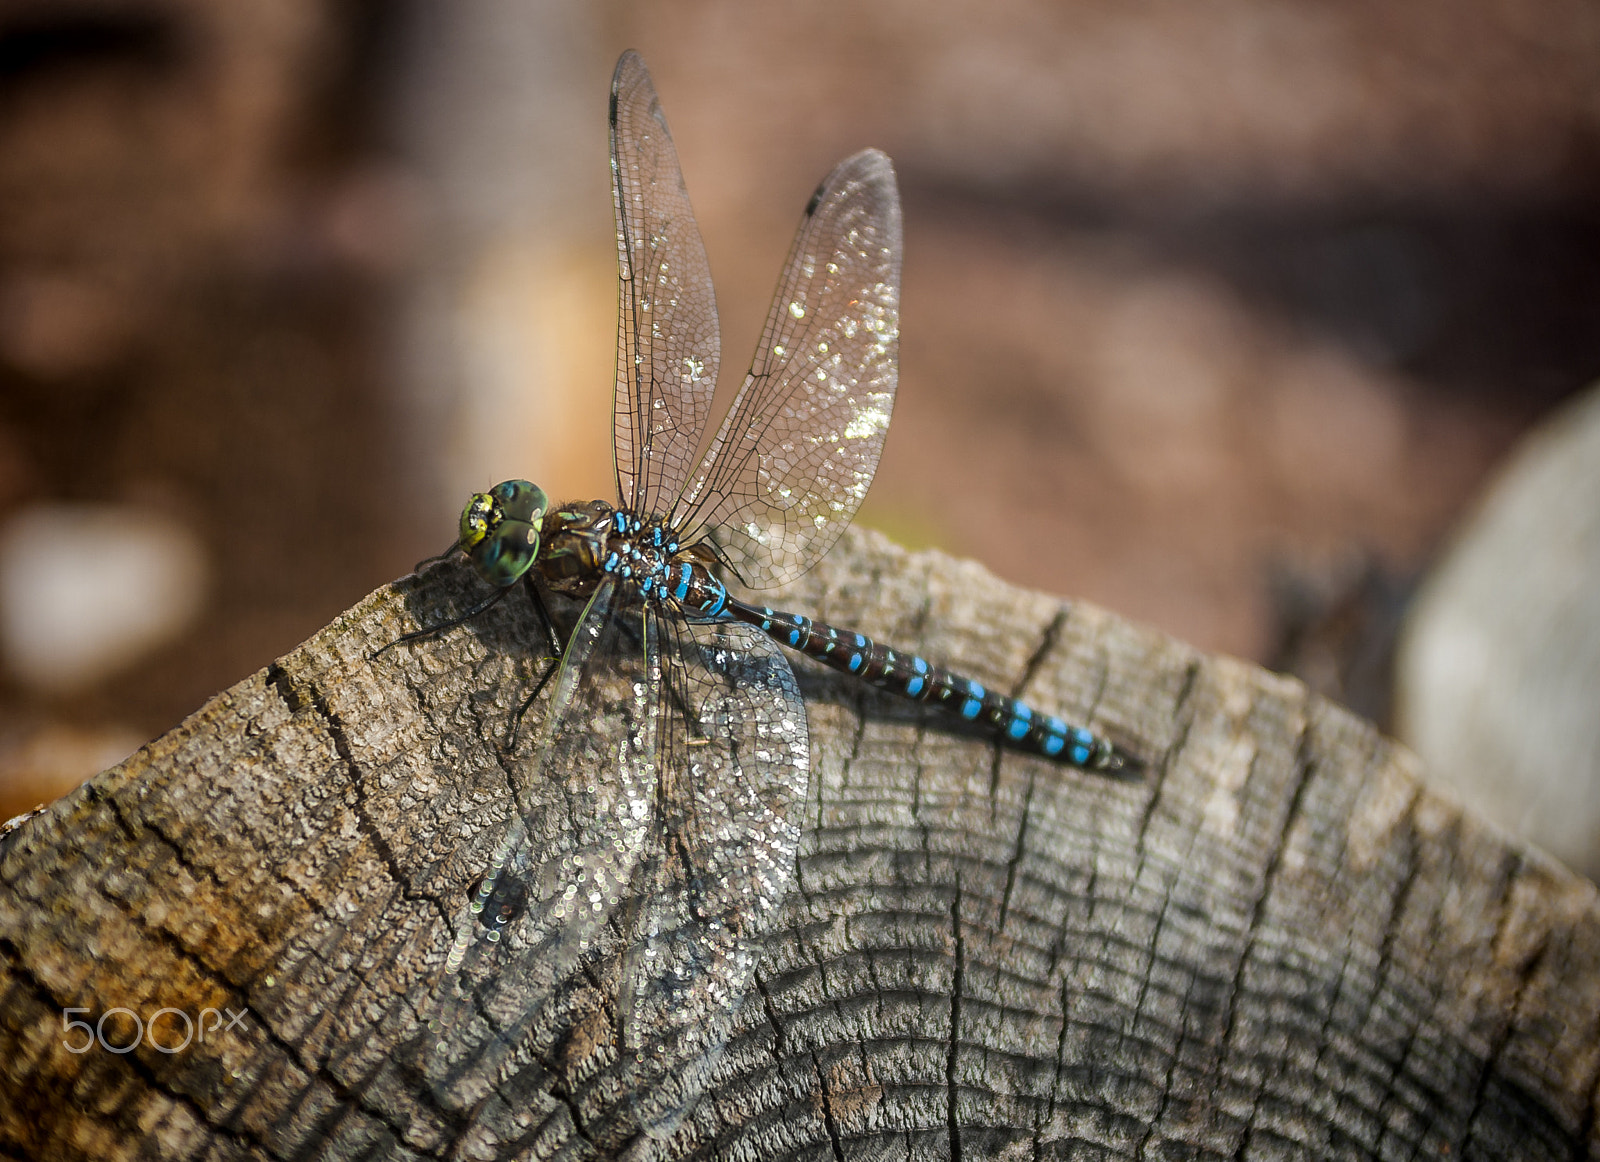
409,50,1139,1145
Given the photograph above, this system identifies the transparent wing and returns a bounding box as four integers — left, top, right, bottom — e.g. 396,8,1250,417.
610,50,721,516
672,148,901,588
421,576,659,1112
616,616,809,1139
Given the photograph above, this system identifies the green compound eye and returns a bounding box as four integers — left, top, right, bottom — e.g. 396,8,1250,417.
491,480,550,524
459,481,548,586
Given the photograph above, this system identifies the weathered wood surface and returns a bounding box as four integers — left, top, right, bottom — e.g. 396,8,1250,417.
2,527,1597,1161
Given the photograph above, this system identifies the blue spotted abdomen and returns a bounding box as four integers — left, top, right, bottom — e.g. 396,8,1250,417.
723,598,1123,769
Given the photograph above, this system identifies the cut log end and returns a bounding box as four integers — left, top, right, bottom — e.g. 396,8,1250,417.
1,527,1596,1161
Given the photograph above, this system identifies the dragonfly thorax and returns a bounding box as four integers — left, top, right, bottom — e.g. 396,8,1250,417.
602,510,674,575
526,499,616,596
534,504,732,617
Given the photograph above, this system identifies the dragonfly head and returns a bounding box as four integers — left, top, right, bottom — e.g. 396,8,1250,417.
458,480,550,586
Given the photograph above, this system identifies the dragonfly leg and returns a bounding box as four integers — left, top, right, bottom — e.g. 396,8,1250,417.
526,576,567,658
506,580,566,748
368,585,513,660
411,538,463,573
506,659,561,748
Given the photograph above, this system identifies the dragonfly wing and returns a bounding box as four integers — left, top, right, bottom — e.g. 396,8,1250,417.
617,616,809,1139
672,148,902,588
422,576,660,1112
611,50,721,517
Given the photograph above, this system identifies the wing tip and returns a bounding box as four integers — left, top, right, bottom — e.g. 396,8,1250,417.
840,147,896,184
806,150,896,216
614,48,646,80
611,49,648,127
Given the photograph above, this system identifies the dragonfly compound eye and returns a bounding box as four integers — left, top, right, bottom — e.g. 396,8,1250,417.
490,479,550,525
471,519,540,587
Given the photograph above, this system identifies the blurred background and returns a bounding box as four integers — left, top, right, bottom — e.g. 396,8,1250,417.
2,1,1598,872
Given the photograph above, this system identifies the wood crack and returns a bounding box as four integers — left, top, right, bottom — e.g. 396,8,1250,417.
1462,851,1542,1153
946,873,964,1162
810,1051,848,1162
1227,703,1316,1160
998,768,1036,934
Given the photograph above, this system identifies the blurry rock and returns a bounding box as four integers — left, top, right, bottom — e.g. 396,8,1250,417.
0,503,208,693
1397,384,1600,881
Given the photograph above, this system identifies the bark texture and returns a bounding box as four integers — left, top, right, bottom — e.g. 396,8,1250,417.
2,527,1597,1161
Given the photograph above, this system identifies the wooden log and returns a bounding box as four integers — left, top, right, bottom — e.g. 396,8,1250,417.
1,527,1596,1161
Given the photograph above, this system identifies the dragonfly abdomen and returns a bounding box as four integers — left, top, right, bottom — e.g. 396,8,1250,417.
725,598,1123,770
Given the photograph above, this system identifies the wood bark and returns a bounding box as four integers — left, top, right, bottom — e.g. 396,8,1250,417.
2,528,1596,1161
